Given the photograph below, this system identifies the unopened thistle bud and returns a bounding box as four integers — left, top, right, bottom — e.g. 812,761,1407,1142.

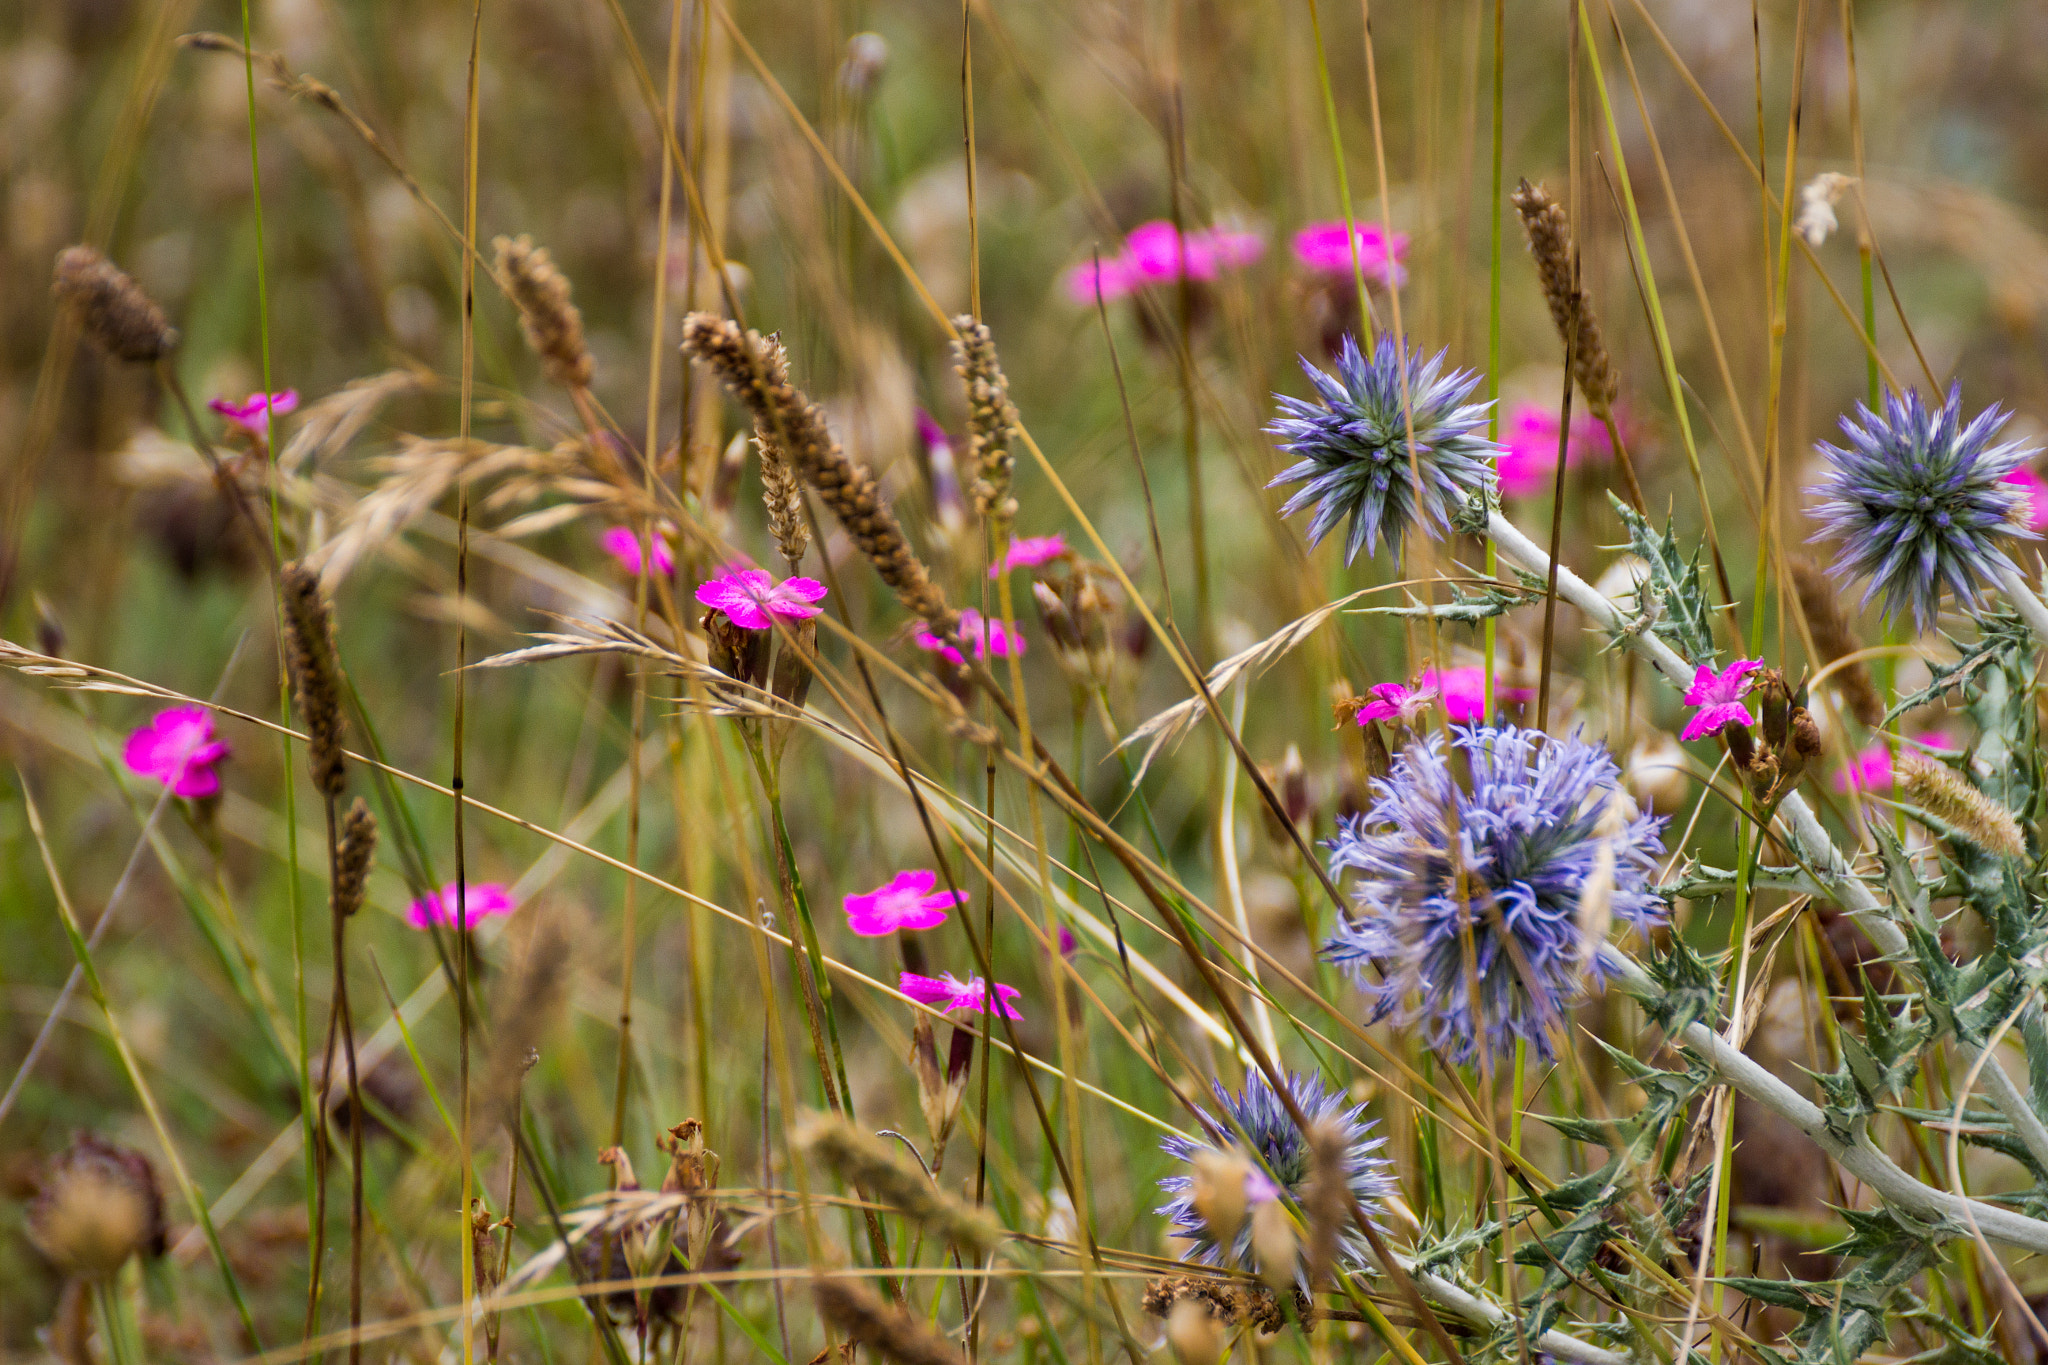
494,234,594,390
950,317,1019,526
280,561,347,796
1511,180,1618,421
334,797,378,917
28,1135,166,1281
1897,756,2026,858
53,246,178,364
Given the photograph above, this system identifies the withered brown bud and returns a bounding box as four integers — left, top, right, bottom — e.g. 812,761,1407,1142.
1791,707,1824,760
28,1135,166,1281
52,246,178,364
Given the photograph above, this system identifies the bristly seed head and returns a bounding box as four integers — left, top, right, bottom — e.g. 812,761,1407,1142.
1266,333,1499,564
334,797,378,917
1323,723,1668,1063
494,234,594,390
280,561,347,797
1808,384,2038,630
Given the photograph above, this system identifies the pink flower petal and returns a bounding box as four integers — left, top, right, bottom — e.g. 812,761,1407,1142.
991,534,1068,577
406,882,517,930
122,707,230,798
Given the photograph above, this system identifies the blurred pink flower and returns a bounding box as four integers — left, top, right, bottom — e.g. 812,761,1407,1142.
1419,666,1532,724
209,390,298,436
900,970,1023,1020
122,706,230,799
1680,659,1762,741
2005,466,2048,531
916,608,1026,667
695,569,828,630
991,534,1067,577
407,882,516,930
1494,402,1613,499
1060,221,1264,303
1291,221,1408,285
600,525,676,577
843,870,966,936
1354,681,1435,727
1833,732,1958,794
1057,923,1077,958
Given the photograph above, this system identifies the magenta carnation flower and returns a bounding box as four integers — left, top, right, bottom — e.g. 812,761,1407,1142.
209,389,298,436
695,569,828,630
1494,402,1613,500
1832,732,1957,795
1422,666,1532,723
843,870,966,937
916,608,1025,667
122,707,230,799
1291,221,1408,285
1679,659,1763,742
900,971,1023,1020
1354,681,1435,727
600,525,676,577
991,534,1067,577
1060,220,1264,303
406,882,516,930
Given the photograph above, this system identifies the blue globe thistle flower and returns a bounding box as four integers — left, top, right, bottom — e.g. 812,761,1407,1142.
1809,384,2039,630
1266,333,1500,564
1157,1070,1393,1275
1323,724,1667,1064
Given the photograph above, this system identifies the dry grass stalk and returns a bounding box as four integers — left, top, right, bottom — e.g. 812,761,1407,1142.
281,561,348,796
794,1111,1000,1255
950,317,1018,525
811,1274,964,1365
682,314,955,634
1511,180,1618,420
1788,556,1883,726
277,370,431,476
52,245,178,364
1897,757,2026,858
332,798,377,918
495,234,594,390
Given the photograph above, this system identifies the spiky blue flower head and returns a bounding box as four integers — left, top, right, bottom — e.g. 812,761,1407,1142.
1809,384,2039,630
1266,333,1501,563
1323,724,1667,1064
1157,1070,1393,1274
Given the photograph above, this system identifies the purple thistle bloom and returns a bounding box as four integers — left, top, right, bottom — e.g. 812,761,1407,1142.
1267,333,1500,564
1322,724,1667,1064
1158,1070,1392,1276
1809,384,2039,629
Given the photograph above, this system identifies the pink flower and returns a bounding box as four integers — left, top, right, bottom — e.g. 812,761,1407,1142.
1419,667,1533,724
2005,466,2048,532
695,569,829,630
1354,681,1435,727
1833,732,1957,794
916,608,1025,667
1291,221,1409,285
406,882,516,930
915,409,952,455
1244,1168,1281,1204
899,971,1023,1020
122,706,230,799
990,534,1067,577
600,525,676,577
1060,221,1264,304
843,870,966,936
1494,402,1613,499
1680,658,1764,741
208,389,299,436
1057,923,1077,958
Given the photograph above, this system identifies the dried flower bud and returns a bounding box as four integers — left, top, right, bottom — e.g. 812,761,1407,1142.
1277,744,1311,832
1745,750,1781,802
494,234,594,389
1791,707,1824,760
28,1135,166,1281
52,245,178,364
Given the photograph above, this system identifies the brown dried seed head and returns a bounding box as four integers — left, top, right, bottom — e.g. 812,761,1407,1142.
53,246,178,364
812,1274,964,1365
1788,556,1882,727
794,1110,1000,1255
752,338,813,566
334,797,378,918
1897,756,2026,858
28,1135,166,1281
494,234,594,390
949,317,1019,525
681,313,956,636
280,561,347,796
1510,181,1618,420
